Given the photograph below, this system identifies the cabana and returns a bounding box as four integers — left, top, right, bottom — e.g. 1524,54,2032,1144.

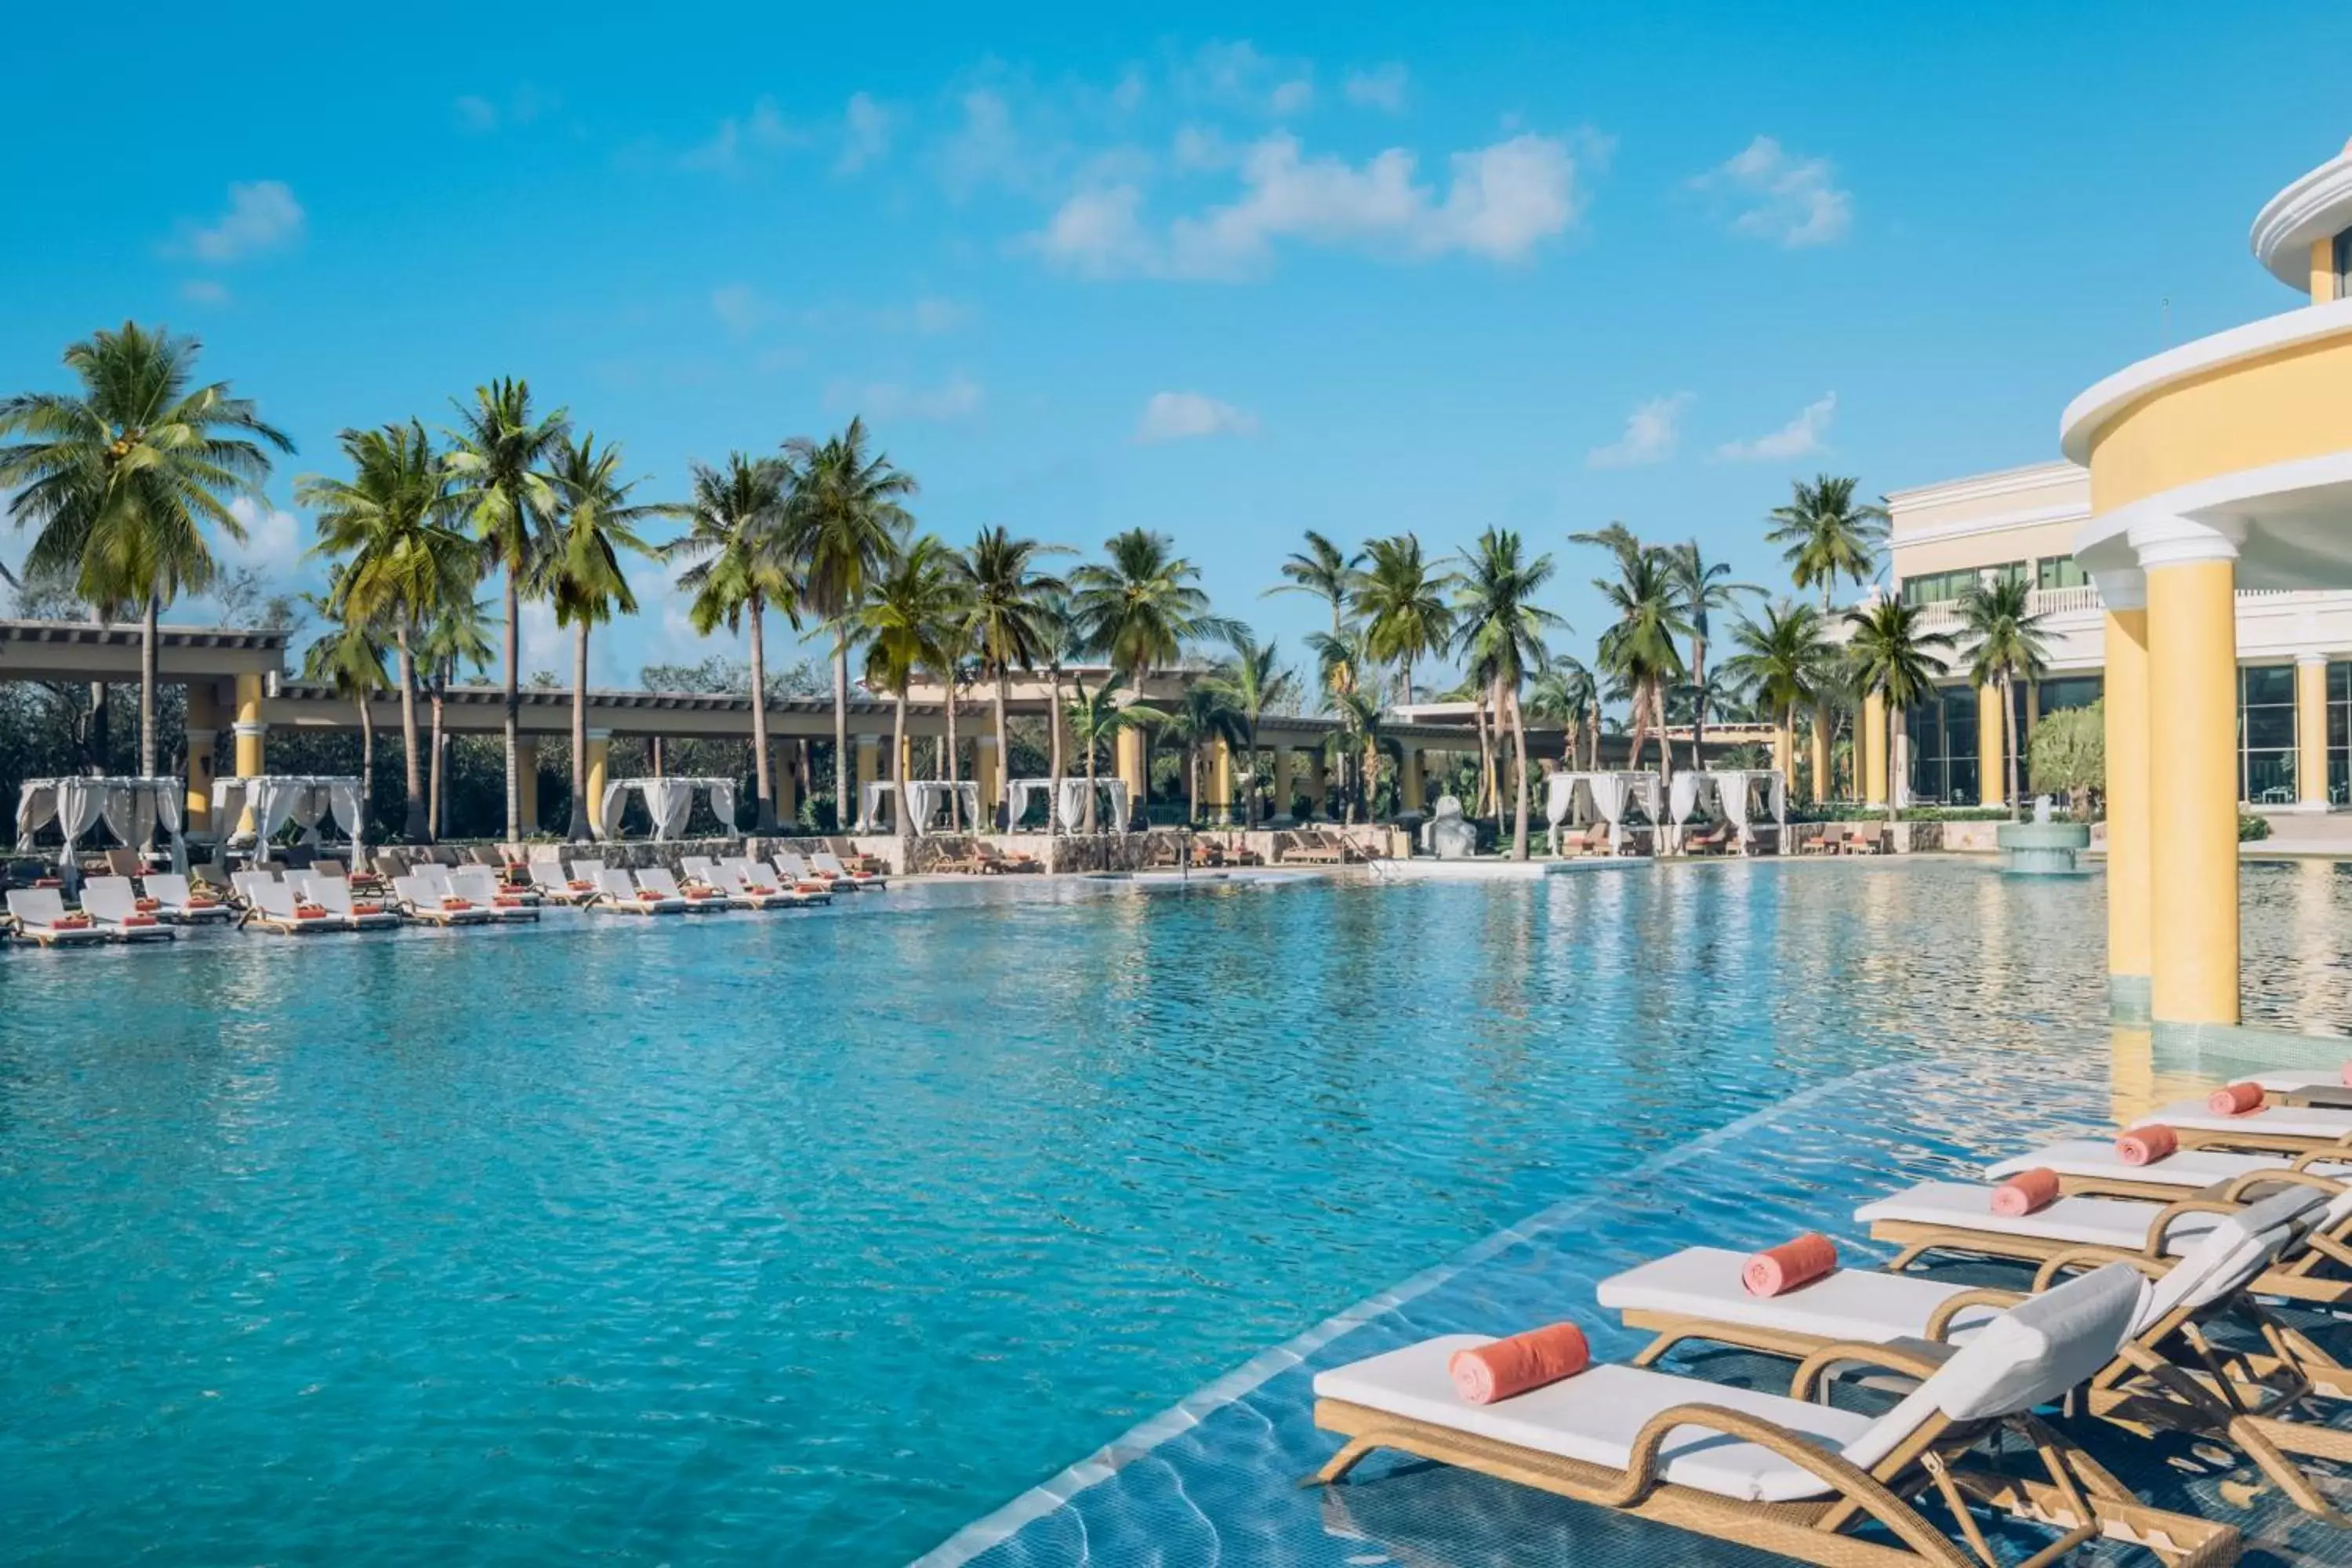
16,777,188,886
1056,778,1131,833
856,779,898,832
1542,771,1661,855
596,777,735,841
902,779,982,836
1667,768,1788,855
210,775,366,863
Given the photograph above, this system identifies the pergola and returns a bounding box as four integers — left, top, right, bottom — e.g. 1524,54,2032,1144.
902,780,982,836
209,775,368,862
1668,768,1788,855
16,776,188,883
1544,771,1662,854
597,777,736,841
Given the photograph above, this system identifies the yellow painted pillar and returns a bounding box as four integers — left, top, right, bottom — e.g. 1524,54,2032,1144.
898,733,914,790
1861,691,1888,808
2145,556,2238,1025
975,736,1000,827
183,682,220,838
1397,744,1424,815
231,672,267,834
2297,654,2330,808
1271,746,1294,821
1772,720,1794,788
1809,712,1831,804
853,734,877,829
2313,238,2339,305
1976,681,2006,808
583,730,611,839
2103,592,2153,1017
1301,747,1327,820
514,737,539,836
1115,728,1146,803
1210,737,1236,823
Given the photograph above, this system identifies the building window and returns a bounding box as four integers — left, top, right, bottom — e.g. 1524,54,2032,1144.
1904,684,1980,804
1987,561,2027,590
2038,676,2102,713
2337,229,2352,298
2331,662,2350,802
2240,663,2296,804
2036,555,2089,591
1899,568,1975,607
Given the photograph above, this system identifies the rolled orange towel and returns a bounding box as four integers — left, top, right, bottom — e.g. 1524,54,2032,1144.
2115,1125,2179,1165
1447,1323,1591,1404
2208,1082,2263,1116
1991,1167,2062,1215
1743,1233,1838,1297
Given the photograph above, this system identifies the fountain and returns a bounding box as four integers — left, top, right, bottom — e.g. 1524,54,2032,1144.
1995,796,2092,876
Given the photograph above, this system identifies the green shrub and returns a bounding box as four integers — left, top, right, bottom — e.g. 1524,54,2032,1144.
2239,812,2274,842
2028,703,2103,818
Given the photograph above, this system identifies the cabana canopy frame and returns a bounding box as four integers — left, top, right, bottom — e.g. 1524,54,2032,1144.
209,775,366,862
1543,771,1662,854
16,775,188,884
1668,768,1788,854
597,777,736,841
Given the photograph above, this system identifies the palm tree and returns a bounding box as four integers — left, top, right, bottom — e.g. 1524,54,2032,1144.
782,417,916,826
1156,677,1248,824
1767,475,1887,610
1669,539,1759,768
666,454,796,830
1062,677,1160,833
443,379,569,840
857,535,959,840
1526,655,1600,772
1265,530,1363,637
1719,601,1832,793
1452,529,1561,859
1586,535,1690,778
303,570,390,840
1845,597,1955,826
1956,577,2052,820
418,593,492,839
1035,588,1083,833
1071,528,1236,814
1327,687,1390,822
1201,628,1296,826
1354,534,1453,707
535,435,673,841
299,422,475,840
953,527,1069,829
927,601,978,831
0,322,292,777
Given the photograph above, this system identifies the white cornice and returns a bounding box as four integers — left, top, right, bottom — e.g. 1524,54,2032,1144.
2059,296,2352,463
1884,459,2085,510
2251,146,2352,289
1891,501,2092,550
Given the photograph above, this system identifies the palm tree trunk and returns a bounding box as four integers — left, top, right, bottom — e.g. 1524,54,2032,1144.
499,571,522,840
2005,672,2023,821
1047,671,1065,834
394,628,424,840
134,591,161,777
1082,728,1098,834
748,593,774,832
1472,694,1494,817
1506,682,1531,861
1655,679,1674,793
1185,741,1199,824
993,670,1011,832
945,680,961,833
1889,710,1906,828
833,635,851,828
1400,662,1414,709
564,619,592,840
892,691,910,842
428,679,446,840
1689,638,1707,771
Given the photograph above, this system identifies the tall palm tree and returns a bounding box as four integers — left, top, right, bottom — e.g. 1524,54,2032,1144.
1526,655,1600,773
303,570,390,840
299,422,475,840
927,599,978,831
666,454,795,830
1719,601,1832,793
1767,474,1887,610
443,379,569,840
1201,628,1296,826
535,435,673,841
1062,676,1160,833
1071,528,1236,812
1956,577,2052,820
1669,539,1759,768
0,322,292,777
1452,529,1561,860
1845,597,1955,826
1156,678,1248,824
1265,530,1363,637
1327,687,1391,823
783,417,916,825
1353,533,1454,707
953,527,1069,829
856,535,959,840
1034,588,1083,833
418,593,492,839
1586,536,1690,779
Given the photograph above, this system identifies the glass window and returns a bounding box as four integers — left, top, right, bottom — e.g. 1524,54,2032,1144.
2337,228,2352,296
2038,676,2101,713
2241,663,2297,804
1941,686,1979,804
2332,661,2351,804
2036,555,2089,590
1987,561,2027,590
1899,568,1976,607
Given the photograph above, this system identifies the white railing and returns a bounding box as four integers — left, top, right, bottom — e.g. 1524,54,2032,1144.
1908,584,2100,631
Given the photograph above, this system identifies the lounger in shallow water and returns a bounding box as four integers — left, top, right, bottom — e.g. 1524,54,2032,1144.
449,866,538,921
528,860,599,906
590,868,682,915
768,855,837,898
2126,1098,2352,1154
693,856,811,910
1984,1138,2344,1200
810,851,884,888
241,877,342,935
636,866,728,912
5,887,110,946
139,873,232,922
78,877,180,942
390,873,493,927
1309,1262,2238,1567
289,873,402,931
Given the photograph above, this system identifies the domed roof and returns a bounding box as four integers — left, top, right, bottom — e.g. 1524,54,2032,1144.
2252,143,2352,289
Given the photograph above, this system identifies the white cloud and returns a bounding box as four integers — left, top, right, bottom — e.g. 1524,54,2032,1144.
680,96,800,172
1692,136,1852,248
1134,391,1258,444
1715,392,1838,462
1182,41,1315,116
837,92,895,173
453,95,499,132
450,83,557,135
896,296,967,334
826,375,984,423
936,87,1051,198
1344,64,1410,111
1037,130,1587,281
219,495,303,575
710,283,774,335
179,279,231,307
179,182,304,263
1588,392,1693,469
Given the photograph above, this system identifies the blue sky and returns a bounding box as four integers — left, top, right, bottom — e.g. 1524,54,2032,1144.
5,4,2348,690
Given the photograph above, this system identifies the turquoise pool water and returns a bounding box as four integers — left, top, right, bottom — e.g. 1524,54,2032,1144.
2,860,2346,1563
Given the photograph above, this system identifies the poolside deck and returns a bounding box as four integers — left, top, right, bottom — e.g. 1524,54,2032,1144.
1371,855,1649,880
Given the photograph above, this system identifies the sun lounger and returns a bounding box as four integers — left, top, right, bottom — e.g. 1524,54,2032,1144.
1856,1176,2352,1305
1279,829,1342,865
78,877,180,942
1984,1138,2344,1201
763,856,836,902
140,872,233,923
1601,1187,2352,1522
637,866,728,911
976,840,1042,873
2123,1097,2352,1156
528,860,600,906
5,887,111,946
686,856,804,910
390,873,493,926
2220,1069,2352,1109
1803,824,1845,855
811,850,884,889
288,873,402,931
590,867,682,915
241,875,343,935
449,866,538,920
1311,1262,2237,1567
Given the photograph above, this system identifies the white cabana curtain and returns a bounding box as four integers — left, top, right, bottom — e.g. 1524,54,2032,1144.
903,780,982,836
1053,779,1131,832
1007,779,1052,829
858,780,896,832
210,776,365,857
596,778,737,841
1544,771,1661,852
19,776,187,877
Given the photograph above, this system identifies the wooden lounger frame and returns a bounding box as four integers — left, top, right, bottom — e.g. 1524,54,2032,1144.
1312,1343,2240,1566
238,909,341,936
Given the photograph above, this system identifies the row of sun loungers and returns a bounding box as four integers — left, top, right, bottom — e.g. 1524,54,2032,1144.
1303,1070,2352,1563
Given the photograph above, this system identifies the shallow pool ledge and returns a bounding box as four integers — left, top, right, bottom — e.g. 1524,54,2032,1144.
2152,1016,2352,1078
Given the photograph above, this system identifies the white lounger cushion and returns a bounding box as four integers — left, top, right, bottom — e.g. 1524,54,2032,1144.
2249,1071,2351,1094
1315,1342,1878,1503
8,888,79,927
1596,1248,2004,1344
1986,1139,2307,1190
1854,1181,2225,1254
2133,1098,2352,1141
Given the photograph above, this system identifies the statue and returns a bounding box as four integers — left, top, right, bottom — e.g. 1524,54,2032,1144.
1427,794,1477,859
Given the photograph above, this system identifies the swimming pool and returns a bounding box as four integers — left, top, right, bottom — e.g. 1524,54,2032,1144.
2,860,2346,1563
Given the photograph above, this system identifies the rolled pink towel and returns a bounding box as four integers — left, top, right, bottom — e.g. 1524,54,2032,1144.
1743,1233,1838,1297
1991,1167,2061,1215
1448,1322,1591,1404
2340,1062,2352,1087
2208,1082,2263,1116
2115,1126,2179,1166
